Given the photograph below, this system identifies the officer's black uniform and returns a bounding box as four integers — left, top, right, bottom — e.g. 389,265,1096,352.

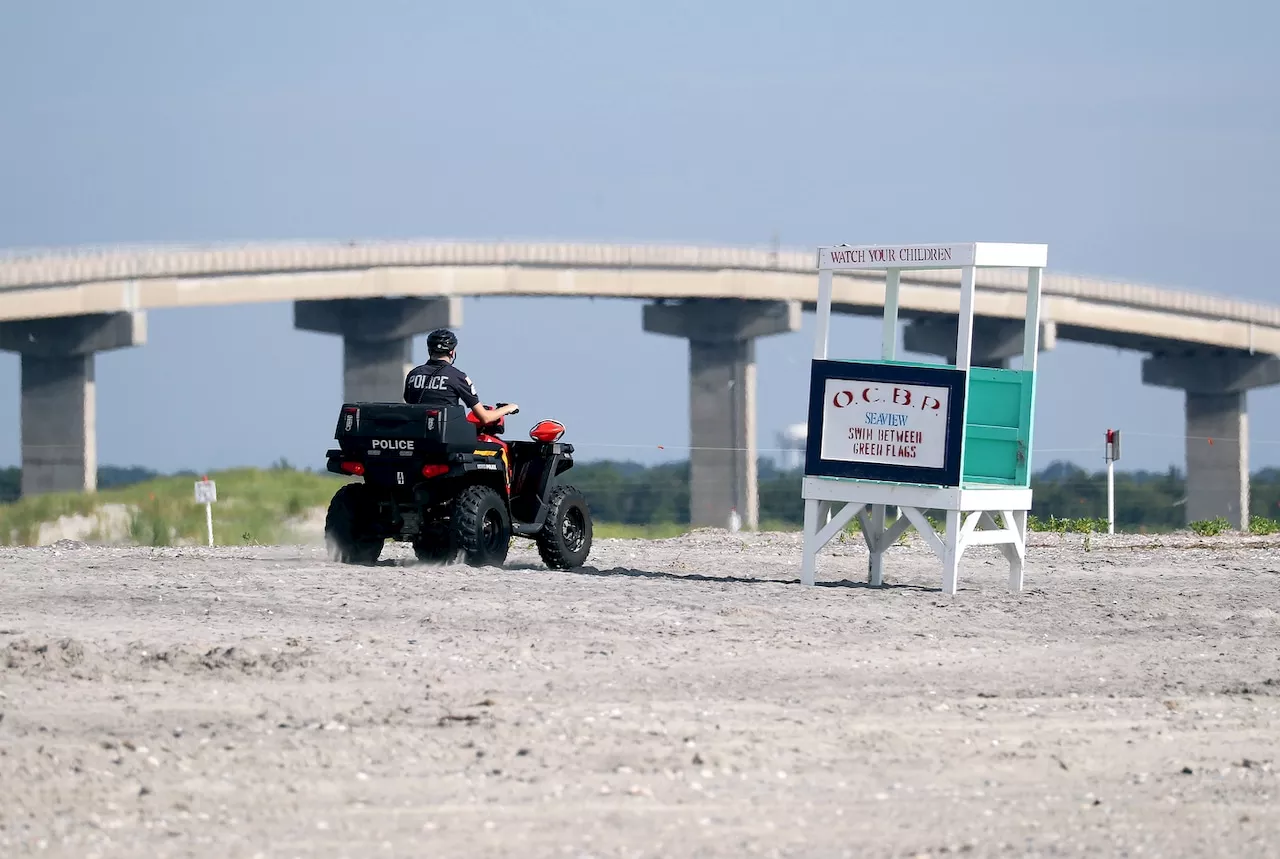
403,358,482,409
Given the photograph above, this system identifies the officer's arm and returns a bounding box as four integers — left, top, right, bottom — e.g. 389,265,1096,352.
471,402,518,424
404,368,423,404
460,376,517,424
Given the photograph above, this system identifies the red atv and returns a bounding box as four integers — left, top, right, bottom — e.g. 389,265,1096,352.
323,402,592,569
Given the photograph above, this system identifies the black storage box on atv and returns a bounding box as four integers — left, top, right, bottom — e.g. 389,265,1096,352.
321,401,592,570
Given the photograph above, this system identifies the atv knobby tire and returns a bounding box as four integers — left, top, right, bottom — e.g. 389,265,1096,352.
324,482,385,565
413,521,459,566
453,485,511,568
536,485,592,570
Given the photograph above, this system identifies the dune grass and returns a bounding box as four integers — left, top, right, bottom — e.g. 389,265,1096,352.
0,467,810,547
13,470,1270,549
0,467,349,547
591,519,801,540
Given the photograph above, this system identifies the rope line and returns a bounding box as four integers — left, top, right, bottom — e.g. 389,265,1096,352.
566,442,1103,454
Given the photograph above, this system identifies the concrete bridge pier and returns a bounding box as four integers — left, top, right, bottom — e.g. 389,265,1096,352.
0,312,146,496
295,297,462,403
643,298,801,530
1143,350,1280,529
903,316,1057,368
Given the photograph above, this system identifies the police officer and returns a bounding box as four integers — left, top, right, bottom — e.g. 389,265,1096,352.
404,328,519,425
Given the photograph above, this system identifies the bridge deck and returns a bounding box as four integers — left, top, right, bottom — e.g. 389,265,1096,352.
1,241,1277,354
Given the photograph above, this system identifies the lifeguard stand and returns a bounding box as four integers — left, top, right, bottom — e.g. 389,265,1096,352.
800,242,1047,595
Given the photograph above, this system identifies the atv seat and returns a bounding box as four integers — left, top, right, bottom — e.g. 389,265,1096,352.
466,406,506,436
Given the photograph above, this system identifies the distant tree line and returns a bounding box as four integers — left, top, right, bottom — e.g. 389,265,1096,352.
4,460,1280,532
0,466,171,504
564,459,1280,531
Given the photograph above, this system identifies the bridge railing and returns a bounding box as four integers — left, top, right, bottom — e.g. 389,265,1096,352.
2,240,1279,328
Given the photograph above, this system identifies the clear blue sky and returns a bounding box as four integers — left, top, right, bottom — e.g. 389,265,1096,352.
2,1,1278,475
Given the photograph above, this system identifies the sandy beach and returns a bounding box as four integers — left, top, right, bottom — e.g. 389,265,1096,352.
2,530,1277,858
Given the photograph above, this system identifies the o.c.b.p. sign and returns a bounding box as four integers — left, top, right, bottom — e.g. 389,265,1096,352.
819,376,951,469
805,360,966,486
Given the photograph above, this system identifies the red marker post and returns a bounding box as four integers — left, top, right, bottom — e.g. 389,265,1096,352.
1104,429,1121,534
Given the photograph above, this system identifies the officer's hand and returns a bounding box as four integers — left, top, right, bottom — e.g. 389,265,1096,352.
505,403,520,415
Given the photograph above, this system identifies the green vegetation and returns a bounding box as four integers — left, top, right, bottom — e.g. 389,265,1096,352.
0,464,346,546
4,457,1280,546
1188,517,1231,537
1027,514,1109,534
1249,514,1280,536
0,465,170,505
575,460,690,525
591,522,691,540
570,458,1280,535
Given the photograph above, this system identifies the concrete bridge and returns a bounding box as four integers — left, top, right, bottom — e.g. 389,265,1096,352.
3,240,1280,529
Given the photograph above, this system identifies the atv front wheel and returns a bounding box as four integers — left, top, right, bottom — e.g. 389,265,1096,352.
536,485,592,569
324,482,385,565
453,485,511,568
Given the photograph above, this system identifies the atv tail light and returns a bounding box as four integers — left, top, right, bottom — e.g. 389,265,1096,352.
530,419,566,443
339,461,365,476
421,464,449,479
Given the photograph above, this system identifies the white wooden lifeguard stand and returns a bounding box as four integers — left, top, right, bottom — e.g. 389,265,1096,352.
800,242,1047,595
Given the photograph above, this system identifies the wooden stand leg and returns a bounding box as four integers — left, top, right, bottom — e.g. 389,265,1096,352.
1008,510,1026,592
802,488,1029,594
942,509,962,595
801,498,821,586
868,504,886,587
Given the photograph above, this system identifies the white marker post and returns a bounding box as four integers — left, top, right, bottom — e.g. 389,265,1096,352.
1104,429,1120,534
194,476,217,546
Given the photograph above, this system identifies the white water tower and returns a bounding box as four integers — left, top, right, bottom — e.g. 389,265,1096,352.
776,423,808,471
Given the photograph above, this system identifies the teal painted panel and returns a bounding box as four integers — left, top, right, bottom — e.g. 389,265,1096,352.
968,425,1020,443
963,439,1017,483
967,373,1021,426
961,367,1035,487
1020,364,1039,482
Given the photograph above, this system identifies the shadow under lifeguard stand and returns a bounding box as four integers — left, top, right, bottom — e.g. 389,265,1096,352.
799,242,1048,595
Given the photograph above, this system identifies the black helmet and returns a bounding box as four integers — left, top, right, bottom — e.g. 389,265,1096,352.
427,328,458,356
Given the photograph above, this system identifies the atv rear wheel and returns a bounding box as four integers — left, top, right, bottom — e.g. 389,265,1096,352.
413,520,459,566
453,485,511,567
536,485,592,570
324,482,385,565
